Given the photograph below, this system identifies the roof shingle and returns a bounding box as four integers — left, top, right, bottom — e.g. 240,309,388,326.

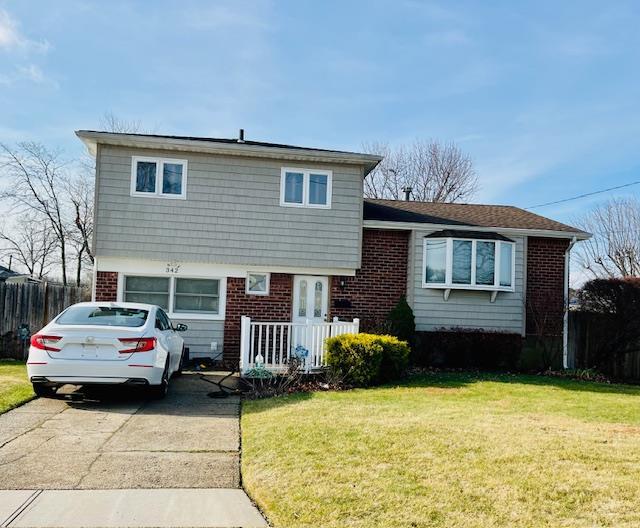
363,199,588,236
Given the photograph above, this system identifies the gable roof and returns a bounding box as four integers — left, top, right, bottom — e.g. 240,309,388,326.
76,131,382,175
364,199,589,238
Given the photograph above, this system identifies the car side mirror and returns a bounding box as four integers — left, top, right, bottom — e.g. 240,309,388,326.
175,323,188,332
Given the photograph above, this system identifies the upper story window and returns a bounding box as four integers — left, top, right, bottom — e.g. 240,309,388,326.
131,156,188,199
280,168,332,208
423,232,515,291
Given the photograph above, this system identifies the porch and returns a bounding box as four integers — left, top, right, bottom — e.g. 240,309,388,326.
239,316,360,374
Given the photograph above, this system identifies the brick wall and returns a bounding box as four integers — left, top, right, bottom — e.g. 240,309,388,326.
526,237,570,336
95,271,118,301
223,273,293,361
331,228,409,329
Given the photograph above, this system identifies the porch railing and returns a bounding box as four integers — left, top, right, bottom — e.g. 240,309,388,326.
239,316,360,374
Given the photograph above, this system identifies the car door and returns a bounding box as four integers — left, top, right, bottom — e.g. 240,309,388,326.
157,309,181,372
154,309,175,369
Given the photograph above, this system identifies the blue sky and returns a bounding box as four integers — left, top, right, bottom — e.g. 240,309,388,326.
1,0,639,225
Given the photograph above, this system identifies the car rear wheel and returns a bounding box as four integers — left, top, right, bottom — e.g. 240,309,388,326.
149,358,170,399
32,383,56,398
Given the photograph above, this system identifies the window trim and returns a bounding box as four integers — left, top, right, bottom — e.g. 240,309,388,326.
130,156,188,200
246,272,270,296
120,274,226,320
422,237,516,292
280,167,332,209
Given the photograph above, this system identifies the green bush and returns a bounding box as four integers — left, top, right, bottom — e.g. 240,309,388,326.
325,333,410,386
386,295,416,344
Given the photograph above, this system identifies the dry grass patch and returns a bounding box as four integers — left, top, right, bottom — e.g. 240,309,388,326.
242,373,640,528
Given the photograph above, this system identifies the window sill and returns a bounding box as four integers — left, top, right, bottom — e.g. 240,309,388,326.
130,192,187,200
422,283,514,302
279,201,331,209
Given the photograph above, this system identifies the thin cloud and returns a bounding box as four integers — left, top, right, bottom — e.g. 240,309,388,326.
0,64,56,87
0,8,50,53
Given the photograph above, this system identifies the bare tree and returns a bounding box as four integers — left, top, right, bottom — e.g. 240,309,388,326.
100,111,144,134
0,142,71,284
0,213,57,278
363,139,478,202
575,198,640,278
64,171,94,286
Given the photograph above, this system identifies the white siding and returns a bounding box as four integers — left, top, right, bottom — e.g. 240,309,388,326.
410,230,526,334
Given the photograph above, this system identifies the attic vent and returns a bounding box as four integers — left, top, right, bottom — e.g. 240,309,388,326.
402,186,413,201
238,129,245,143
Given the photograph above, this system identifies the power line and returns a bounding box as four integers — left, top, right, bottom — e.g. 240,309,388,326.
525,180,640,210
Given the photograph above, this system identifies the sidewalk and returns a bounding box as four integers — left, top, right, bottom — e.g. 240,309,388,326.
0,489,267,528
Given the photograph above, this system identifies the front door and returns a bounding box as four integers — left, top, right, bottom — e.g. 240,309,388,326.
292,275,329,324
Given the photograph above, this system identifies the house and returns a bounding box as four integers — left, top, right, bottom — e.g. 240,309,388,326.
76,130,589,372
0,265,39,284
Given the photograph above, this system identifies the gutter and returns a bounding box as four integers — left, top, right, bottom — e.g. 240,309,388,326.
563,236,578,369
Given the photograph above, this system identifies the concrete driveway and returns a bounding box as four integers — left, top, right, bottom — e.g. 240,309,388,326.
0,373,266,527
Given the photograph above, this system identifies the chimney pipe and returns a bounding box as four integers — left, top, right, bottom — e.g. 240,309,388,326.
402,186,413,201
238,129,245,143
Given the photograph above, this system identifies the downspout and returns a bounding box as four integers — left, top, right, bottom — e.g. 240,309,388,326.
563,236,578,369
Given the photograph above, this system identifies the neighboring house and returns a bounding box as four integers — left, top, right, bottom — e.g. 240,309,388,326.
0,265,20,282
76,130,589,371
0,266,38,284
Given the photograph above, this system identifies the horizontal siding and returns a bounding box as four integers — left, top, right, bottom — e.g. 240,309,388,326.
178,319,224,359
411,230,525,334
95,146,363,269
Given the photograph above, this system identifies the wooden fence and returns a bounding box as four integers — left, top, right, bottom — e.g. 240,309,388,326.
568,311,640,381
0,282,85,359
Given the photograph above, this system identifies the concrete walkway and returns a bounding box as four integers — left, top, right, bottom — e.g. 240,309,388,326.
0,374,266,527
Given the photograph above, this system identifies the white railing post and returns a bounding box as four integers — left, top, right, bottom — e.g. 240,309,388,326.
353,318,360,334
240,316,251,374
305,318,314,373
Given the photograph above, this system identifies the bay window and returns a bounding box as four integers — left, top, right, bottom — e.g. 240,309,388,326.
423,233,515,292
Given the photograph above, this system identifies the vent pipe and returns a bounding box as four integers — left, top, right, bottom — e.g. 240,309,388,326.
238,129,245,143
402,186,413,201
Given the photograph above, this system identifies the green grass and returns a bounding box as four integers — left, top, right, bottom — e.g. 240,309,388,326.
242,373,640,528
0,360,34,414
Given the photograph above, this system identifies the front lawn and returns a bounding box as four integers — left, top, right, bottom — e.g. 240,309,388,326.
0,360,34,414
242,373,640,528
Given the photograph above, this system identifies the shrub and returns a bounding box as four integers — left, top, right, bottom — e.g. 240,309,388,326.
412,329,523,370
385,296,416,344
325,333,410,386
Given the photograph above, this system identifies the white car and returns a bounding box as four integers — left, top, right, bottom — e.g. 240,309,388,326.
27,302,187,399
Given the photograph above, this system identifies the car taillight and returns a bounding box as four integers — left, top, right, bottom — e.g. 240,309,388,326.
30,334,62,352
118,337,156,353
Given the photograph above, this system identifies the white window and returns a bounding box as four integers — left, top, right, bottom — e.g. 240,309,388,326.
131,156,187,199
246,272,270,295
122,275,224,319
423,236,515,291
280,168,332,208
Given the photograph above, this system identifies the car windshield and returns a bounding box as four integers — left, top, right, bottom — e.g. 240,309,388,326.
56,306,149,327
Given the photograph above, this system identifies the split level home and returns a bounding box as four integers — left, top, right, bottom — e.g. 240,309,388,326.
76,130,589,373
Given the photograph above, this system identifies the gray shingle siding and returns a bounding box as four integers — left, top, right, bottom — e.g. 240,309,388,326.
95,146,364,270
409,230,526,334
178,319,224,359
